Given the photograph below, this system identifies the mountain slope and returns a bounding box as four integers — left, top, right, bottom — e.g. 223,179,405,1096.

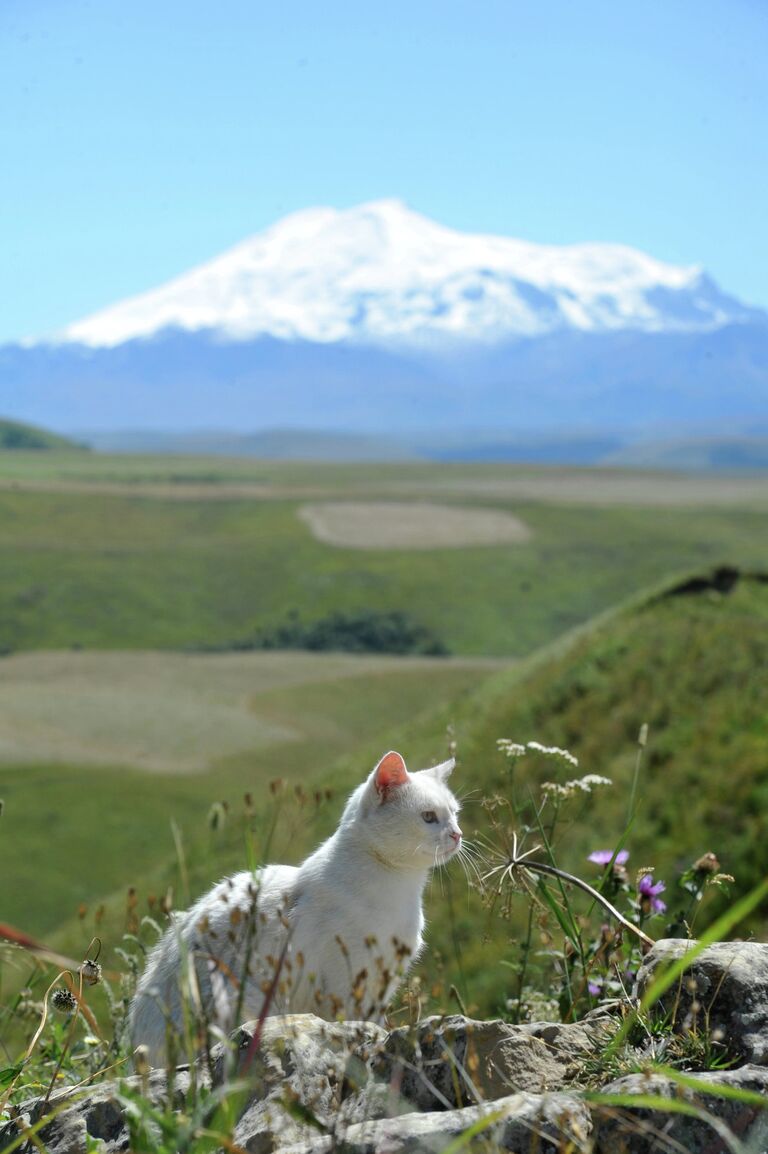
58,200,759,348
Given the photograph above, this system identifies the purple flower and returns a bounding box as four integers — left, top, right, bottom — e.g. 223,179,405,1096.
588,849,630,866
587,981,602,997
638,874,667,913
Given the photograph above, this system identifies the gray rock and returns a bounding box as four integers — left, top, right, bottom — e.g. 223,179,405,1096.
215,1015,388,1152
274,1092,592,1154
1,1068,201,1154
636,939,768,1064
6,993,768,1154
375,1009,617,1111
593,1064,768,1154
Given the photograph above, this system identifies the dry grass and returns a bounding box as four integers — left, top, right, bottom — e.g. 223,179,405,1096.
298,501,532,549
1,455,767,508
0,649,498,773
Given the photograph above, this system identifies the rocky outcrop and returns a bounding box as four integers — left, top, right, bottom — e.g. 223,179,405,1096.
4,941,768,1153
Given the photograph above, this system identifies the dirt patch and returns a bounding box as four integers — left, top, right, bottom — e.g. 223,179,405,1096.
298,501,531,549
0,650,501,773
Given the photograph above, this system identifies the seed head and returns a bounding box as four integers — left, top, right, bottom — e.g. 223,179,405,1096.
51,988,78,1014
79,959,102,986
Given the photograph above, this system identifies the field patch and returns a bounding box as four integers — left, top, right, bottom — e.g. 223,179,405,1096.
0,649,498,935
0,649,496,774
298,501,532,549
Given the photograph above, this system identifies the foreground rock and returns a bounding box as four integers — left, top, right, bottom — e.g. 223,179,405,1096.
5,940,768,1153
636,938,768,1064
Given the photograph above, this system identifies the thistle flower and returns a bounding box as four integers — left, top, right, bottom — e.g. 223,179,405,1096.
638,873,667,914
588,849,630,866
692,852,720,875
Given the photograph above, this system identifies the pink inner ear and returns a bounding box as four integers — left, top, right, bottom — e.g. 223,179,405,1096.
374,750,408,795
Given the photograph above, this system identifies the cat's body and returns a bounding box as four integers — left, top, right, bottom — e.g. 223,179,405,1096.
129,751,462,1064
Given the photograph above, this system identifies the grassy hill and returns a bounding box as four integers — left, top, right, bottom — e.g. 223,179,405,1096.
0,454,766,657
0,418,84,451
418,566,768,1012
7,564,764,1028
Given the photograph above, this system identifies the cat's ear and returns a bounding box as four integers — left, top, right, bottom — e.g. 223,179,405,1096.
373,751,409,799
428,757,455,783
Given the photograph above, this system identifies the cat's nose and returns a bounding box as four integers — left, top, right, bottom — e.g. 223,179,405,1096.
450,828,462,844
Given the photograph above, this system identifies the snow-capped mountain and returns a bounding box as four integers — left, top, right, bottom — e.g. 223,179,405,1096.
59,200,757,349
2,201,767,437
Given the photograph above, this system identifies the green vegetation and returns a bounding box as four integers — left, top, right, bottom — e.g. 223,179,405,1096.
1,451,767,1148
217,608,449,654
0,455,766,656
0,419,84,452
0,651,492,933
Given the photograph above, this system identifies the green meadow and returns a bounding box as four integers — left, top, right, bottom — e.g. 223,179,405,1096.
0,449,767,1023
0,453,766,657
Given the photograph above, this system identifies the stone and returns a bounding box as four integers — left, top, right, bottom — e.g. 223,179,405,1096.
213,1014,388,1152
5,990,768,1154
273,1092,592,1154
375,1009,617,1111
635,939,768,1064
1,1068,201,1154
592,1064,768,1154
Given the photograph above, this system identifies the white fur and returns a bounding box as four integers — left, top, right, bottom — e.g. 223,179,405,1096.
129,753,461,1064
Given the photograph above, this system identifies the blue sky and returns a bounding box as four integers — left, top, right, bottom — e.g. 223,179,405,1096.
1,0,766,345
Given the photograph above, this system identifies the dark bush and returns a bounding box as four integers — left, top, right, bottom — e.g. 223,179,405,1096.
213,609,449,656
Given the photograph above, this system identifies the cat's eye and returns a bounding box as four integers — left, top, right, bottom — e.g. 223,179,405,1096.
421,810,438,824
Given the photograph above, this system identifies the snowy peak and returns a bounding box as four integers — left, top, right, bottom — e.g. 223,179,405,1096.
60,200,757,348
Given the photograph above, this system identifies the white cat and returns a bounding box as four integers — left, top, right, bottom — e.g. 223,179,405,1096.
129,750,463,1064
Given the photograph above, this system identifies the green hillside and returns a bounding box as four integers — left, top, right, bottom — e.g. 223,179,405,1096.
0,417,84,451
417,565,768,1012
0,469,766,657
18,565,767,1027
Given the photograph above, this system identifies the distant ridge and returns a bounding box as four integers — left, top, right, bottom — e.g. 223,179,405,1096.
0,417,86,452
78,427,768,471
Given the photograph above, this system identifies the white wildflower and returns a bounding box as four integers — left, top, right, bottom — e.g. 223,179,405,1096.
541,775,612,801
541,781,569,799
497,739,527,758
574,774,612,791
527,741,579,767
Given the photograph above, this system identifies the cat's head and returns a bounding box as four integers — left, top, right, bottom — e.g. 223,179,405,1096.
344,750,462,869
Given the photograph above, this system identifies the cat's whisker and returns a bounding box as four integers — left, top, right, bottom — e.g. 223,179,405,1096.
457,788,481,804
458,841,487,869
434,847,442,893
455,846,483,886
